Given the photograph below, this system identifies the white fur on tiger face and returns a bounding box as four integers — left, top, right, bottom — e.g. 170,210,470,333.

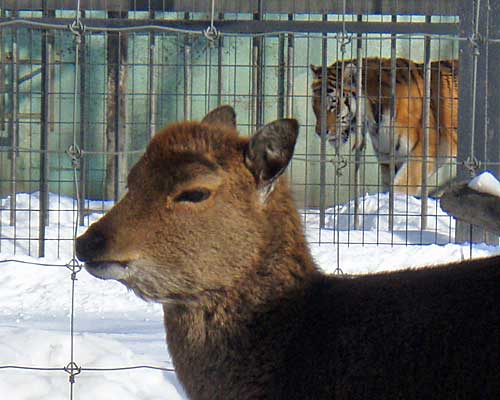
331,87,355,143
310,63,374,151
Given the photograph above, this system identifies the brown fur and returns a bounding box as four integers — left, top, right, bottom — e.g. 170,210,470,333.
311,58,458,195
77,106,499,399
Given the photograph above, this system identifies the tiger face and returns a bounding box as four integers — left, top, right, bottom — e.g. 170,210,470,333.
310,64,359,148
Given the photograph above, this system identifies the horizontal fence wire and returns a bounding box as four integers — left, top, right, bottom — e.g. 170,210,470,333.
0,11,492,46
0,258,68,267
2,148,495,165
0,147,146,155
0,364,176,372
0,18,491,43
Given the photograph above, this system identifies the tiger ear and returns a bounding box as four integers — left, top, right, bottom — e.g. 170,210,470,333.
310,64,322,79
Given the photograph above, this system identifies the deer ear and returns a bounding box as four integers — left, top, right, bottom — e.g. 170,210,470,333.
310,64,322,79
245,119,299,203
201,105,237,129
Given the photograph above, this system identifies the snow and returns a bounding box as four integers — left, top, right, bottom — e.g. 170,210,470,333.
0,192,499,399
468,170,500,197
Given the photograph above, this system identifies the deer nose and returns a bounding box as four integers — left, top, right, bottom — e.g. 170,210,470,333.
75,230,107,262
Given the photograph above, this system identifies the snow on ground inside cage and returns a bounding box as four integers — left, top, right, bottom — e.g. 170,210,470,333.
0,190,499,399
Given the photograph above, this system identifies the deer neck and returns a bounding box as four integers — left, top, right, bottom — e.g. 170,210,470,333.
162,185,318,399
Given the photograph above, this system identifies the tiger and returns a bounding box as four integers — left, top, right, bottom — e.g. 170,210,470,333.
310,57,458,196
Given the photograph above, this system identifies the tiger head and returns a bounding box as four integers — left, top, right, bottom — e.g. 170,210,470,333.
310,63,362,149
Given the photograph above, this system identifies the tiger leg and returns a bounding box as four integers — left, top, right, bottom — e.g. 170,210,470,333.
393,140,438,197
393,161,422,196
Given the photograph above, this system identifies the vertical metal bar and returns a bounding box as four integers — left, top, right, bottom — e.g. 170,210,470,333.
217,12,224,107
105,13,117,200
277,33,285,119
252,0,264,128
114,36,122,202
388,15,397,233
286,14,294,118
183,12,191,120
0,11,4,252
115,29,128,202
0,12,5,133
421,15,432,231
105,11,128,201
114,32,121,201
483,0,499,245
456,0,481,244
319,13,328,229
9,28,18,227
353,15,363,230
78,15,87,226
39,6,51,257
49,25,55,133
148,10,157,138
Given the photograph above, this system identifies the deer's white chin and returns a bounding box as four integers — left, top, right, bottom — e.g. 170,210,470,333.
84,262,129,280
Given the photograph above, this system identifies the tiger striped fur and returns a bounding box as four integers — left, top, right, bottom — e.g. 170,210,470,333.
310,57,458,196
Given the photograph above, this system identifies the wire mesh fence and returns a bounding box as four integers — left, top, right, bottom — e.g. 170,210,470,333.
0,9,464,252
0,0,499,398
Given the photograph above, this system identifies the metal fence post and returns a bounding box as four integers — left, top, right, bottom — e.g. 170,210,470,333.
78,14,87,227
148,10,157,139
8,26,18,228
286,14,294,119
421,15,432,231
217,13,225,107
184,12,192,121
353,15,364,230
105,11,128,202
388,15,397,234
319,14,328,230
456,0,499,245
38,6,53,258
252,1,264,129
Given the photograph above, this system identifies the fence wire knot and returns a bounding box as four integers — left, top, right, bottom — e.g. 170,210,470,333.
463,156,480,178
468,33,482,56
68,19,86,39
331,156,348,177
204,25,219,43
204,0,219,43
66,258,83,280
64,361,82,384
338,33,353,55
66,144,82,169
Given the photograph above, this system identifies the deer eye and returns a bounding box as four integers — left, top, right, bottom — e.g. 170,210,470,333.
174,189,211,203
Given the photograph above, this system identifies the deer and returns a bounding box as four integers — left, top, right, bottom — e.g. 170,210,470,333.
76,105,500,400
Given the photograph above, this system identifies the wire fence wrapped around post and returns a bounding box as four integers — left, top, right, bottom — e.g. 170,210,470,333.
388,15,397,234
318,13,329,231
353,15,363,230
38,5,51,258
421,16,432,231
8,29,17,228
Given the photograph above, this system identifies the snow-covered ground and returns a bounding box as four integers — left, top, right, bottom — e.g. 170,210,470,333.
0,190,499,399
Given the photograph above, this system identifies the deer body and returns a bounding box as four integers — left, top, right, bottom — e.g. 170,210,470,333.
76,106,500,400
164,257,500,400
